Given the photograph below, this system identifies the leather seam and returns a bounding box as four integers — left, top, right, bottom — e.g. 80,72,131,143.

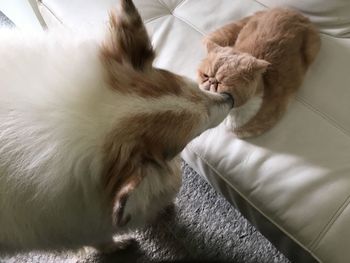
310,194,350,250
157,0,172,14
172,0,188,12
251,0,269,8
171,13,205,35
39,1,64,24
157,0,204,35
144,14,169,24
295,97,350,138
157,0,188,13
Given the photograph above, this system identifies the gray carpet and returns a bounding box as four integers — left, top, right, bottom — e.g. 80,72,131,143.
0,12,289,263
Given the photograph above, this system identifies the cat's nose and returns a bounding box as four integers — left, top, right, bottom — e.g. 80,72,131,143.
208,78,218,85
209,78,218,92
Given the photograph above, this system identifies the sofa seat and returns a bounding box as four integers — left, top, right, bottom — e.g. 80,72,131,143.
36,0,350,262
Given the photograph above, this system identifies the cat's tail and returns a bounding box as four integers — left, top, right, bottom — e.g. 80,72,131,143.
230,95,290,139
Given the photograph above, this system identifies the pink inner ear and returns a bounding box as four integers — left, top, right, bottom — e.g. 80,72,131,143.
255,59,270,71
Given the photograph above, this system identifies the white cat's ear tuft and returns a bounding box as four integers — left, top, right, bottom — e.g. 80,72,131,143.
203,39,222,53
254,59,270,73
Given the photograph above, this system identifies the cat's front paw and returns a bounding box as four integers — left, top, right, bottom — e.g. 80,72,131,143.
233,129,255,139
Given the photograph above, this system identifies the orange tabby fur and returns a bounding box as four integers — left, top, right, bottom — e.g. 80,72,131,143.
198,8,321,138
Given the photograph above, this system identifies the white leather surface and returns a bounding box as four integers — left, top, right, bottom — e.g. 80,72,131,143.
38,1,350,262
256,0,350,38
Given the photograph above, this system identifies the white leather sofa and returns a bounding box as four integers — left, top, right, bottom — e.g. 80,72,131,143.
29,0,350,262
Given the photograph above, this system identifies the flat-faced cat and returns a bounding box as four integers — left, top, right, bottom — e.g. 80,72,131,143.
198,8,321,138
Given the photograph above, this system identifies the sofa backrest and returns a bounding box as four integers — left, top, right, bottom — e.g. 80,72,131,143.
257,0,350,37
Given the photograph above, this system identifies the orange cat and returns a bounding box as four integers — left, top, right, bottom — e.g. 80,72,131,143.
198,8,321,138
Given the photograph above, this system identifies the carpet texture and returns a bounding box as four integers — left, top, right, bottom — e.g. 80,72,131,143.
0,12,289,263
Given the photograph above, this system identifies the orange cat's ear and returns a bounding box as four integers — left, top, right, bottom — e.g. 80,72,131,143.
254,59,270,73
203,39,222,53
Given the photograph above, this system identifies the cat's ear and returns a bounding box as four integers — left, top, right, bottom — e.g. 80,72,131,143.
101,0,155,70
254,59,270,74
203,39,223,53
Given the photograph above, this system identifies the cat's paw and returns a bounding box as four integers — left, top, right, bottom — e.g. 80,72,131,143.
234,129,254,139
234,126,266,139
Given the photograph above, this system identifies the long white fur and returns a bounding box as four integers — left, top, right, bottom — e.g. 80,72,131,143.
0,29,231,251
0,29,118,250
